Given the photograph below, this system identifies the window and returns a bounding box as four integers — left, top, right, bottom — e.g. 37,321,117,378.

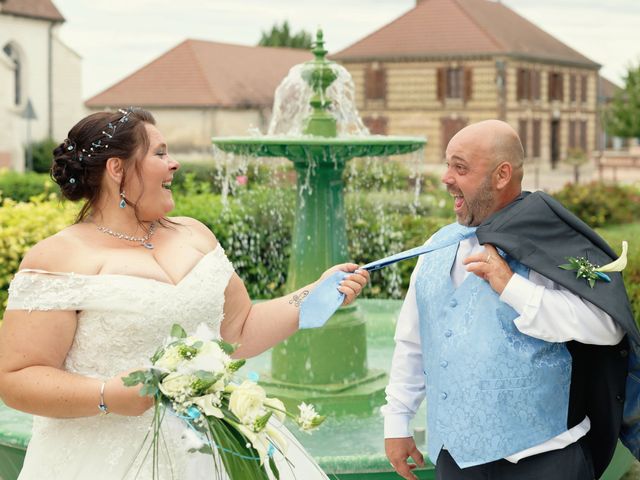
3,43,21,106
437,67,472,101
568,120,577,149
532,120,541,158
517,69,541,101
518,120,528,157
548,72,564,102
365,63,386,101
569,74,577,103
363,116,388,135
580,120,587,151
580,75,588,103
447,67,463,98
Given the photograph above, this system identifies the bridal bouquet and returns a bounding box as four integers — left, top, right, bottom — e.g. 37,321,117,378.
123,323,325,479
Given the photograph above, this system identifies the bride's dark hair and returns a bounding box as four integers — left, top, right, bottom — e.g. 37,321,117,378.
51,108,156,223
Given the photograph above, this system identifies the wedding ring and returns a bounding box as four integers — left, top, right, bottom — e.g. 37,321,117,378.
486,253,492,264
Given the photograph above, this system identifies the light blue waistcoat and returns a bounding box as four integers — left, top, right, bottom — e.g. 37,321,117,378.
415,223,572,468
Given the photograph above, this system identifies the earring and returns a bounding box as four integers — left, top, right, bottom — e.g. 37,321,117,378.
119,191,126,209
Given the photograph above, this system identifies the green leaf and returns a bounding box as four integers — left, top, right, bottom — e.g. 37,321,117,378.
269,456,280,480
588,277,596,288
171,323,187,339
558,264,575,271
122,370,147,387
150,346,165,364
218,340,237,355
228,359,246,372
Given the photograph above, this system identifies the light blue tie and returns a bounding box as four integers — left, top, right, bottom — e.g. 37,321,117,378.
299,226,477,329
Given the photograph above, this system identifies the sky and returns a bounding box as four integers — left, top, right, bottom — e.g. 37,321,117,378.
50,0,640,99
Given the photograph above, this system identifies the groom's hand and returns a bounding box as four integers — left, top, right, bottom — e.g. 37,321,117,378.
385,437,424,480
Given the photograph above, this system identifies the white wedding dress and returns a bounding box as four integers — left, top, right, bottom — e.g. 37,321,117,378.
7,245,328,480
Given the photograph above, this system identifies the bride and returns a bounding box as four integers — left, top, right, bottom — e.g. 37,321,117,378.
0,108,369,479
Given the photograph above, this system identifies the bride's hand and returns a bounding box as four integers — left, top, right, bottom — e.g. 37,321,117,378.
103,369,155,416
321,263,370,306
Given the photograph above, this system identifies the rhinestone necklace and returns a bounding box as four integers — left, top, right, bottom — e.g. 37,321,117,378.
96,221,157,249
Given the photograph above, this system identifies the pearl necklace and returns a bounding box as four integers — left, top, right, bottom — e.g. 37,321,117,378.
96,221,157,249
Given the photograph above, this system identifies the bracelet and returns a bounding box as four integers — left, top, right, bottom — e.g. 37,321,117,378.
98,381,109,415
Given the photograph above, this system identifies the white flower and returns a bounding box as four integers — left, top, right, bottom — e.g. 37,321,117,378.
264,397,287,423
159,372,193,398
155,344,184,371
296,402,324,432
191,393,224,419
229,380,267,425
596,241,628,273
193,323,216,342
179,341,230,376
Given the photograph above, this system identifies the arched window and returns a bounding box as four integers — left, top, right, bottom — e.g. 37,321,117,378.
3,43,22,106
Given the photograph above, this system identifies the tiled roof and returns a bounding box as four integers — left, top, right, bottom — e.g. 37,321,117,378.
333,0,598,68
86,40,312,108
599,76,621,100
0,0,64,22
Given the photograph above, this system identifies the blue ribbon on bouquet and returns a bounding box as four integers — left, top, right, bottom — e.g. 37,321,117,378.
299,227,477,329
173,405,274,460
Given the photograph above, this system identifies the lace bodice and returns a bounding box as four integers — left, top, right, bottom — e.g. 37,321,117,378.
8,245,234,378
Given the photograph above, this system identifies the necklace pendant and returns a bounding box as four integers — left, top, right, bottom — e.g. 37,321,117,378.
142,242,154,250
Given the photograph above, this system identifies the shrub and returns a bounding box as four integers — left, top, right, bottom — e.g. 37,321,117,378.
552,182,640,228
0,197,77,313
0,170,59,202
598,223,640,327
27,137,58,174
172,187,296,299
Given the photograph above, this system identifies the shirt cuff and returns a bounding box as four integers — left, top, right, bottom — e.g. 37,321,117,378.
384,414,414,438
499,273,535,315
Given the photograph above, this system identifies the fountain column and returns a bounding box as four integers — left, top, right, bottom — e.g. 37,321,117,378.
212,30,425,415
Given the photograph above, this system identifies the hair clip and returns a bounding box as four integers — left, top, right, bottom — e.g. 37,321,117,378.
69,178,76,184
68,107,135,161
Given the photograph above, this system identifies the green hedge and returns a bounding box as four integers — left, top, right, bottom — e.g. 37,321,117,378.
553,182,640,228
0,170,59,202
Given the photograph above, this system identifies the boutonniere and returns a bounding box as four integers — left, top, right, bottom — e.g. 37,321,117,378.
559,241,628,288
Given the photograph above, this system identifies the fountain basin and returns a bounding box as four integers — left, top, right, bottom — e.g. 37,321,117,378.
212,136,426,163
0,299,634,479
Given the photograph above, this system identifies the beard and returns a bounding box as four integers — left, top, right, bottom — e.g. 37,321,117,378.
457,175,495,226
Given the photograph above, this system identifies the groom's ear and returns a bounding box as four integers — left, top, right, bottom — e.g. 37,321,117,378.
105,157,125,184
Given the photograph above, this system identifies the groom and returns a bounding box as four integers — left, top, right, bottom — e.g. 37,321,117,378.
383,120,632,480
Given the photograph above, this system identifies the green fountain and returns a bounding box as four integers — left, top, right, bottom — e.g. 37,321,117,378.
212,30,424,418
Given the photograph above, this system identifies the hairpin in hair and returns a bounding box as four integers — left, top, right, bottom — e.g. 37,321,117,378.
75,107,135,162
69,178,76,184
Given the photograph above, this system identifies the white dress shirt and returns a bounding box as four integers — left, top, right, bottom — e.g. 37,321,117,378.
382,235,624,463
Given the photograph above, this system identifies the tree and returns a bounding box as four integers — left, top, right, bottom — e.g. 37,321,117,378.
605,61,640,139
258,21,312,49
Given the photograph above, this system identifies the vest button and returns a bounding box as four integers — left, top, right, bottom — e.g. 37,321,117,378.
620,349,629,358
440,360,448,368
444,330,453,338
440,392,448,400
449,299,457,307
616,394,624,403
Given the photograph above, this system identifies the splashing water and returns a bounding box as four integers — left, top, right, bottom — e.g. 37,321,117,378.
268,63,369,137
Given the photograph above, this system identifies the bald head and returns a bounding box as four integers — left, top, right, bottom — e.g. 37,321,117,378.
452,120,524,183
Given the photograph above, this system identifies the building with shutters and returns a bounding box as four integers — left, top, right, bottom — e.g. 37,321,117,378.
332,0,602,167
0,0,83,171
